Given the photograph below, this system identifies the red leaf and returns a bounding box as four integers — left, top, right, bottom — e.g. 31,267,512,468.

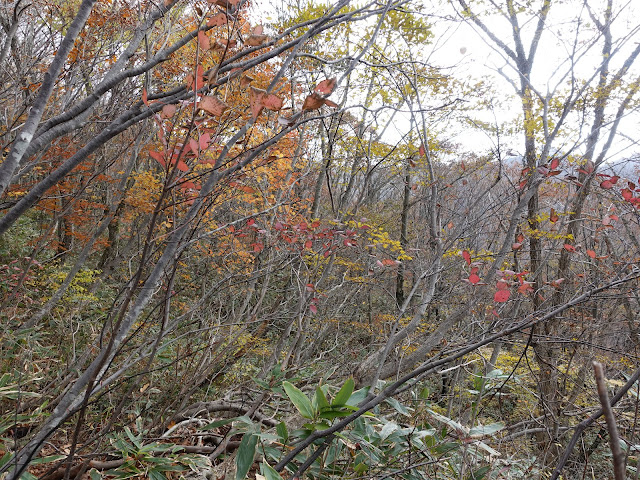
198,31,210,51
600,179,614,189
494,290,510,303
419,143,426,157
610,176,619,185
199,95,228,116
252,242,264,252
550,157,560,170
199,133,211,150
142,88,149,106
149,150,165,168
207,12,228,27
462,250,471,265
250,86,265,118
305,283,315,292
518,282,534,294
246,33,268,46
212,0,240,8
563,244,576,253
512,242,522,250
176,160,189,172
314,78,337,96
161,104,177,119
304,240,312,249
186,65,204,91
323,250,331,258
247,218,255,226
496,280,509,290
302,93,325,111
309,304,318,314
262,93,283,111
586,249,596,259
468,273,480,284
622,188,634,202
323,99,339,108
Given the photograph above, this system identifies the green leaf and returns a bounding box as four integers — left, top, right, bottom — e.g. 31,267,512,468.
124,427,142,449
332,378,354,406
89,468,102,480
235,433,258,480
282,381,314,419
315,386,330,410
345,386,369,406
276,422,288,443
465,465,491,480
30,455,66,465
261,462,284,480
202,417,238,430
0,452,13,469
385,397,412,416
468,422,505,438
149,469,167,480
319,409,352,420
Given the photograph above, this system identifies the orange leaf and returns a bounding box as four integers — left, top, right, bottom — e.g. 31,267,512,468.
323,99,339,108
549,208,559,223
586,249,596,259
563,244,576,252
199,95,228,116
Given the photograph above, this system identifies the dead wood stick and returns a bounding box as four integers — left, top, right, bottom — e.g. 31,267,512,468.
593,361,626,480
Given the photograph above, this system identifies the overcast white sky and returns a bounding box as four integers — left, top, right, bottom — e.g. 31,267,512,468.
415,0,640,162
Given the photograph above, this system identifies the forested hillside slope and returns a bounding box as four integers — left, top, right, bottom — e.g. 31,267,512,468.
1,1,640,479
